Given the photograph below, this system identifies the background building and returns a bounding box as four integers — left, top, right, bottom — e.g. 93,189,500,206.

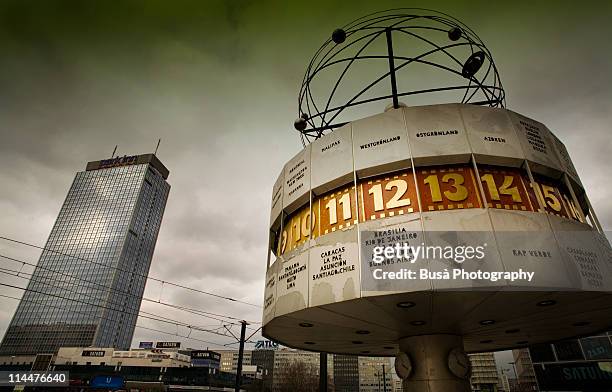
393,378,403,392
55,346,191,368
497,372,511,392
528,331,612,392
219,349,253,373
333,354,359,392
272,349,331,392
512,349,539,391
252,348,275,391
358,356,393,392
0,154,170,355
218,347,337,391
241,364,264,381
10,345,238,391
189,349,221,370
469,352,500,391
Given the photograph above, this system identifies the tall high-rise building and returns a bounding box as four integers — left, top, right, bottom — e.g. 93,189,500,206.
468,352,500,391
0,154,170,355
333,354,359,392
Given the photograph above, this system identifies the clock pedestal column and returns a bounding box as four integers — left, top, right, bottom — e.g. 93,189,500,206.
399,334,471,392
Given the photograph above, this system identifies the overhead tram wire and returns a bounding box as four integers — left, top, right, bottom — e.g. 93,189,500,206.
0,280,242,340
0,293,230,350
0,267,229,331
135,324,229,350
0,263,240,326
0,267,255,331
0,254,255,325
0,235,262,308
0,263,260,334
0,253,259,326
0,279,233,338
0,277,259,348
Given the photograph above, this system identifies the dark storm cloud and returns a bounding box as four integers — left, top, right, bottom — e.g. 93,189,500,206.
0,0,611,348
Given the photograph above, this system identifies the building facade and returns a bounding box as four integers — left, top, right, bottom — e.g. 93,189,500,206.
0,154,170,355
252,349,275,390
358,356,393,392
469,352,500,392
3,346,238,390
497,372,511,392
528,331,612,391
333,354,359,392
55,346,190,368
219,349,253,373
219,348,338,391
272,349,328,392
241,364,264,381
189,350,221,370
512,349,539,391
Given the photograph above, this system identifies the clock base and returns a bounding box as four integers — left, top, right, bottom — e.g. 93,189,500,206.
399,334,471,392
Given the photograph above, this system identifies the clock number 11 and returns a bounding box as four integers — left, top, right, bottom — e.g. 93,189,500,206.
325,192,352,225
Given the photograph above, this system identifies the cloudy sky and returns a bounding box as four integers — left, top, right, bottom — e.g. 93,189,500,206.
0,0,611,356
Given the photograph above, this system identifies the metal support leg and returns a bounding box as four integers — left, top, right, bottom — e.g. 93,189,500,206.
399,334,471,392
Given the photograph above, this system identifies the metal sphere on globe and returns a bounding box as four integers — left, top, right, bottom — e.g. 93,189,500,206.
294,117,307,131
448,27,462,41
331,28,346,44
462,51,485,78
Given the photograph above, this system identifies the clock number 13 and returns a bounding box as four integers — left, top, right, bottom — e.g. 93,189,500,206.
423,173,468,202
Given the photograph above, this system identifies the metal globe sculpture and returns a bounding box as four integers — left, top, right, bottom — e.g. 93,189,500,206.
269,8,611,392
296,9,505,145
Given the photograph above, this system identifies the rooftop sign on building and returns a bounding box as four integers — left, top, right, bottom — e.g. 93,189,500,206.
255,340,279,350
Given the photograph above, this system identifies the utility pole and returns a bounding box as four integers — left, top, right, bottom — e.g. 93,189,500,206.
234,321,247,392
319,352,328,392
